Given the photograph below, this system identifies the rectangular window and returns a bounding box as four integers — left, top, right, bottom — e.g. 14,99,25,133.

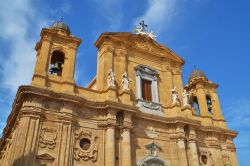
142,79,152,101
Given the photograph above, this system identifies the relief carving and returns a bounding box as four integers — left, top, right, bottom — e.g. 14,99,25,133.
199,148,214,166
134,39,153,52
74,130,98,162
39,128,57,149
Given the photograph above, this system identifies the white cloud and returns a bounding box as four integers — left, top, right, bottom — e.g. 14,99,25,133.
0,0,48,93
135,0,177,34
223,98,250,129
50,1,72,16
93,0,124,30
222,98,250,149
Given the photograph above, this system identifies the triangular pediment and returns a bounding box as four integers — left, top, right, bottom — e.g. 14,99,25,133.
36,153,55,161
95,32,184,64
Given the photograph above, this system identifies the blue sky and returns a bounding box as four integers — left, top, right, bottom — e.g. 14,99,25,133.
0,0,249,165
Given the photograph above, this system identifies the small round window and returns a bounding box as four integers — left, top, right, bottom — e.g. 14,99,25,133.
201,155,208,164
80,138,91,150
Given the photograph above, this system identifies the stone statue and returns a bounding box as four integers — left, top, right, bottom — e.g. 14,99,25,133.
107,69,115,87
121,71,131,90
171,86,179,104
182,90,190,107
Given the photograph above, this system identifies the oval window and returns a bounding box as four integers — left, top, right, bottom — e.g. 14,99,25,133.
80,138,91,150
201,155,208,164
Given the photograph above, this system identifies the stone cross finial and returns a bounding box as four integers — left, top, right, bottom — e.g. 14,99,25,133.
134,20,156,40
139,20,148,31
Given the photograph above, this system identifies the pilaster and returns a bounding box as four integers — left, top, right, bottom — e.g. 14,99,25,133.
176,125,189,166
105,126,115,166
120,113,132,166
56,102,76,166
187,127,199,166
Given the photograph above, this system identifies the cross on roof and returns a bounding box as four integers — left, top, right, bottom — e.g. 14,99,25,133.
139,20,148,31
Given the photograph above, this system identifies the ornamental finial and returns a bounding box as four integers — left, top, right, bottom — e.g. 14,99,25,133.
134,20,156,40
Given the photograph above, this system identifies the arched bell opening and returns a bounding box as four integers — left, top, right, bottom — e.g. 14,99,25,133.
49,51,65,76
190,96,200,115
206,95,213,115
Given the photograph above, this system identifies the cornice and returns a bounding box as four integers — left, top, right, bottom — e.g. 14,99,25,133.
40,28,82,46
0,85,137,150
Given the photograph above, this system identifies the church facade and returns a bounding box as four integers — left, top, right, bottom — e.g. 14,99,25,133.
0,21,238,166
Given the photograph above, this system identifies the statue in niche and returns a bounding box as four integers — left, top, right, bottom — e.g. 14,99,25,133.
122,71,131,90
182,89,190,107
107,69,115,87
171,86,180,104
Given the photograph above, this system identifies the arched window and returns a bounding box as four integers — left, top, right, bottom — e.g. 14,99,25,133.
206,95,213,115
191,96,200,115
49,51,65,76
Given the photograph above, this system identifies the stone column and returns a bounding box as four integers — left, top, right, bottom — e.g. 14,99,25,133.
187,127,199,166
8,114,42,166
196,84,210,117
211,92,224,119
188,140,199,166
36,37,51,74
121,128,132,166
32,36,51,86
64,46,77,81
176,125,189,166
57,122,74,166
177,138,189,166
8,97,43,166
105,126,115,166
57,103,75,166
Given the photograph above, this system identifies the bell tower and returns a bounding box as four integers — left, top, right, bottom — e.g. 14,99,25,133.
32,21,81,92
185,69,226,128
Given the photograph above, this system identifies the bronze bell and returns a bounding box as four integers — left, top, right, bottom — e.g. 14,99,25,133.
50,62,61,74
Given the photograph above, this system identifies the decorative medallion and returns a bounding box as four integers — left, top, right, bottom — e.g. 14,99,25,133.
74,130,98,162
39,128,57,149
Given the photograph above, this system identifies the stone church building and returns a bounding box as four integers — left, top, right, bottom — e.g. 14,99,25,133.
0,21,238,166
